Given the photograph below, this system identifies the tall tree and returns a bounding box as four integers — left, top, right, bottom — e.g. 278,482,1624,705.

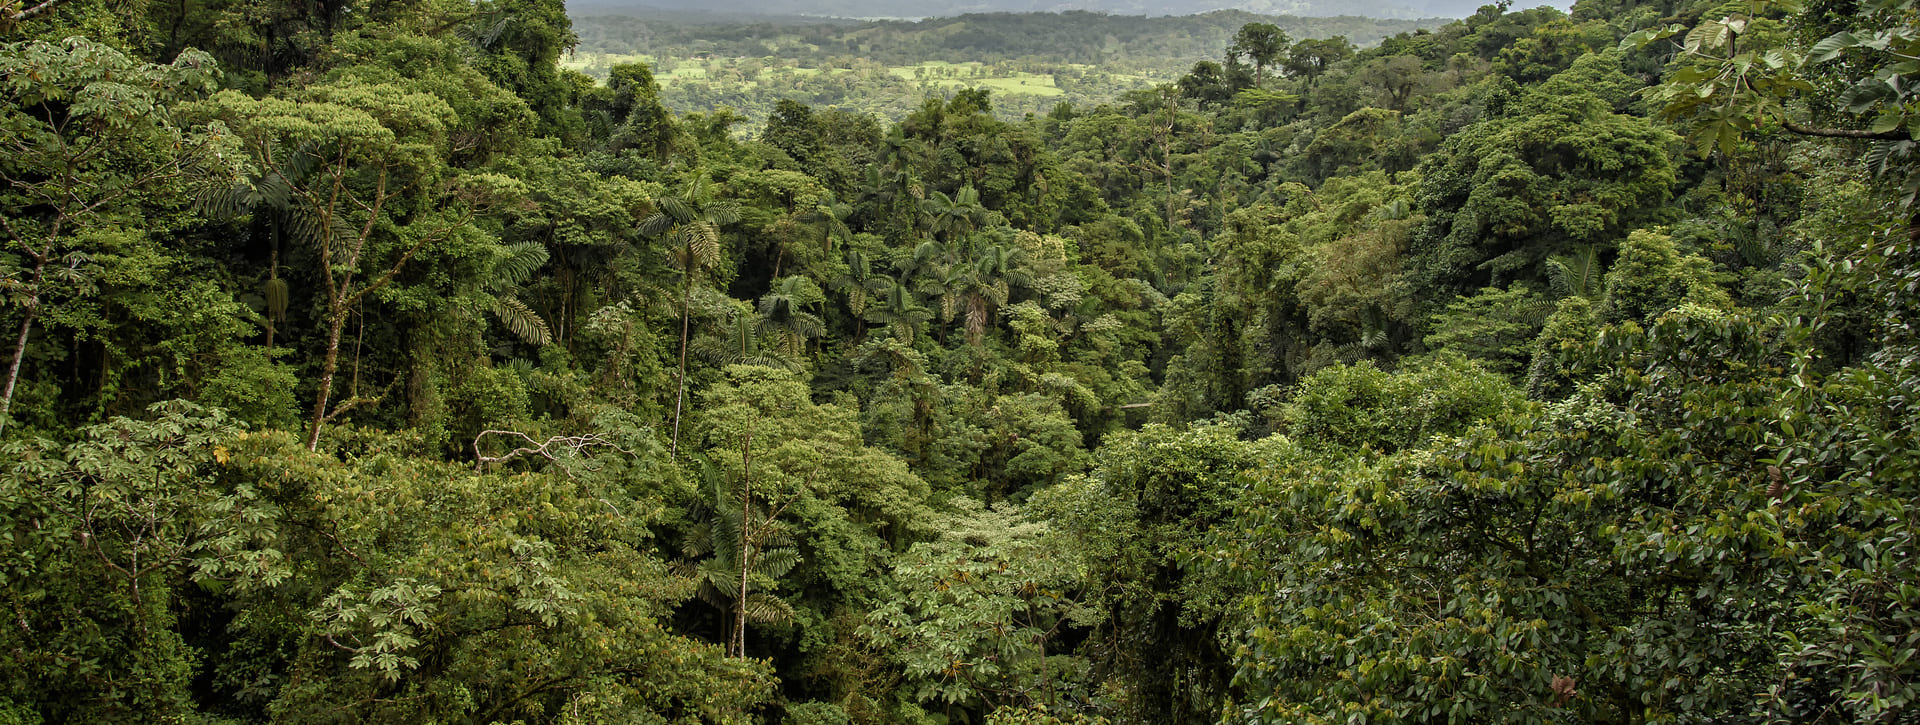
1283,36,1355,86
601,62,676,157
1230,22,1291,85
198,83,518,451
639,172,740,458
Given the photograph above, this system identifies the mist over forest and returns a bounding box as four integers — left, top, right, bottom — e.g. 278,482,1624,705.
2,0,1917,723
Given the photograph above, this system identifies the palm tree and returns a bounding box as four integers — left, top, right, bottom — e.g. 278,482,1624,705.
692,305,797,371
854,166,896,209
802,191,856,254
891,239,950,286
874,130,928,234
678,460,799,659
196,150,325,351
757,276,827,359
639,172,741,459
863,279,933,345
940,244,1032,347
919,185,990,246
831,249,893,343
1230,22,1290,85
878,127,925,175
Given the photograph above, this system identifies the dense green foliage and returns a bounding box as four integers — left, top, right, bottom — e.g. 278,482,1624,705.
4,0,1920,722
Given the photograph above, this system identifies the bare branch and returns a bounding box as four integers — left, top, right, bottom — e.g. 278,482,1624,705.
9,0,81,24
319,394,381,426
1782,120,1912,141
472,430,636,477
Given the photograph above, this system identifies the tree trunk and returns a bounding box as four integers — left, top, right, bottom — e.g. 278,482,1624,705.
733,432,754,658
305,308,347,451
264,249,280,350
1165,154,1176,228
0,279,41,437
670,277,692,459
265,230,281,350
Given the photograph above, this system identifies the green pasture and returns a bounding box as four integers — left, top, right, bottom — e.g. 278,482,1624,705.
564,55,1069,97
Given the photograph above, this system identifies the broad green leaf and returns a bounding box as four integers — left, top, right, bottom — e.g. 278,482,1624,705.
1807,32,1859,63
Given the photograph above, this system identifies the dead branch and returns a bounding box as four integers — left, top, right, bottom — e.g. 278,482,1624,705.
472,429,635,478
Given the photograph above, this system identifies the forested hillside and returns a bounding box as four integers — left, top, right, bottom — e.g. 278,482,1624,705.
2,0,1917,722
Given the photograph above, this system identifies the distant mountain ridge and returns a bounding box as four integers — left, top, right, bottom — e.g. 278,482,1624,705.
566,0,1497,20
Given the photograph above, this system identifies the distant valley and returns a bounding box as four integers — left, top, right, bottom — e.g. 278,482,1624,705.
567,9,1449,124
566,0,1513,20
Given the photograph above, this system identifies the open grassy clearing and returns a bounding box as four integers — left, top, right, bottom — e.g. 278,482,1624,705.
567,55,1122,97
558,51,1162,125
927,74,1064,96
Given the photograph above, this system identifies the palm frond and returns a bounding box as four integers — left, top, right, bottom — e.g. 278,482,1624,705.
693,312,763,365
638,211,675,239
196,179,255,220
743,351,803,371
676,222,723,269
754,546,801,580
1546,245,1604,300
491,295,553,345
788,311,826,339
987,280,1010,306
493,241,550,288
479,15,514,48
705,201,743,226
743,592,796,624
844,286,869,317
696,566,736,609
658,196,696,224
